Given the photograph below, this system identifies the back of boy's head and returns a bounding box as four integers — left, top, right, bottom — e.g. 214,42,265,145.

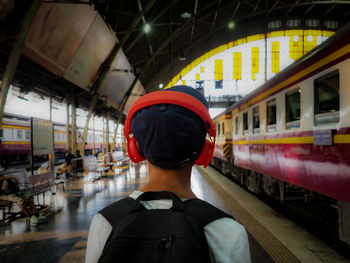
125,85,214,170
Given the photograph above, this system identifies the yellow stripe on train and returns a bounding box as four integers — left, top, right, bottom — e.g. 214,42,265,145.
232,134,350,144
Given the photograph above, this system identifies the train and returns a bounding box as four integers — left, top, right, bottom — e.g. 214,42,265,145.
0,113,118,164
211,23,350,246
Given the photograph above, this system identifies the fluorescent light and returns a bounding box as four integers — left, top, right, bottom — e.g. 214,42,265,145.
228,22,235,29
181,12,192,19
143,23,151,33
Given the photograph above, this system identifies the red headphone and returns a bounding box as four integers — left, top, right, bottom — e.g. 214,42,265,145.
123,90,216,167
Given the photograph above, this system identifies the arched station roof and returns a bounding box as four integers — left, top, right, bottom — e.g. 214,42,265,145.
0,1,349,121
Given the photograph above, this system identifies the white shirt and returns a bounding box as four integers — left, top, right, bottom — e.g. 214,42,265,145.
86,191,251,263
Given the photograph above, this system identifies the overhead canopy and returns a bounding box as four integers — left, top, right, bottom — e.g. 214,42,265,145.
0,1,349,120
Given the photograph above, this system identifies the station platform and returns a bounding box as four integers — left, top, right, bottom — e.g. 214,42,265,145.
0,162,348,263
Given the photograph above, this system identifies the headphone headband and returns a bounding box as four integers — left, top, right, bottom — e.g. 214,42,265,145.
124,90,216,138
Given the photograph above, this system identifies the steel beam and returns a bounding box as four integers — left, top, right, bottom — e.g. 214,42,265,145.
71,88,77,155
81,0,157,152
0,0,42,127
112,76,139,146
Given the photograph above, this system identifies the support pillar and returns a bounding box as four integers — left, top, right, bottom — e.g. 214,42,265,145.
106,112,110,153
66,100,70,151
92,114,95,156
112,122,117,150
71,88,77,154
102,116,105,154
0,0,42,126
49,97,52,121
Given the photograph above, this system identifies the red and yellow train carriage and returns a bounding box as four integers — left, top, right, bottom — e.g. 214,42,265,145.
212,23,350,245
0,114,114,163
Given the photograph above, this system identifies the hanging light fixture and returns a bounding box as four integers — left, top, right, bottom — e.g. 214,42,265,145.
143,23,151,33
178,52,186,61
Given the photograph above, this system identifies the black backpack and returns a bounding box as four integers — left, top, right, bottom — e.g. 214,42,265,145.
98,191,234,263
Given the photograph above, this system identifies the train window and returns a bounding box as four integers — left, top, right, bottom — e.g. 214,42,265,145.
25,131,30,140
235,116,239,135
0,128,2,139
286,89,301,129
222,123,225,135
314,70,340,125
253,106,260,134
217,123,220,135
267,99,277,132
215,80,223,89
243,112,248,131
17,130,23,139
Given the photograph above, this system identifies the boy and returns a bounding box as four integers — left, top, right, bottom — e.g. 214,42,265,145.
86,86,250,263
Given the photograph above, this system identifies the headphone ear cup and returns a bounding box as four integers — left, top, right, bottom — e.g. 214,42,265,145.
127,137,146,163
195,139,213,167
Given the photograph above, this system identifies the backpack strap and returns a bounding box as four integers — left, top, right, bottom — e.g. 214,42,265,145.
99,193,234,228
99,197,136,226
183,199,234,227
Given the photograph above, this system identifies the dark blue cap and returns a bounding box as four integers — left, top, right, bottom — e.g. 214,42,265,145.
130,86,208,169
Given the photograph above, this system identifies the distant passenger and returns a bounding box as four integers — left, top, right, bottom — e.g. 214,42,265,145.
65,150,75,166
76,150,82,158
86,86,251,263
0,176,47,225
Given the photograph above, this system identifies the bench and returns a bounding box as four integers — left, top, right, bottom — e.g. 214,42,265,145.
82,156,110,181
16,170,65,208
111,151,130,170
0,199,15,225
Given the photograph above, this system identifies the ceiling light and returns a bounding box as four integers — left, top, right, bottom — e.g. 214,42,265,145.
178,52,186,61
228,21,235,29
143,23,151,33
181,12,192,19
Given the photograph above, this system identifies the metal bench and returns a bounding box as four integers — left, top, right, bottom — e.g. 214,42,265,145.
17,170,65,207
82,156,110,181
111,151,130,170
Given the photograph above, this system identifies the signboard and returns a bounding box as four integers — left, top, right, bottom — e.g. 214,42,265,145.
23,3,97,76
31,118,54,156
314,130,333,146
64,14,117,90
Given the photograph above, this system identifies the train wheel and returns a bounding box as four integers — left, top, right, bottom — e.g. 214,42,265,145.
278,181,285,202
247,171,261,194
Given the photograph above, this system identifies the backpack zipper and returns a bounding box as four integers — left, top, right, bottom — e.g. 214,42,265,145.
157,236,174,254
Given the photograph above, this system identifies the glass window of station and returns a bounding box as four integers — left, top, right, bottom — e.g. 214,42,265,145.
314,70,339,125
252,106,260,134
267,99,277,132
286,88,301,129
